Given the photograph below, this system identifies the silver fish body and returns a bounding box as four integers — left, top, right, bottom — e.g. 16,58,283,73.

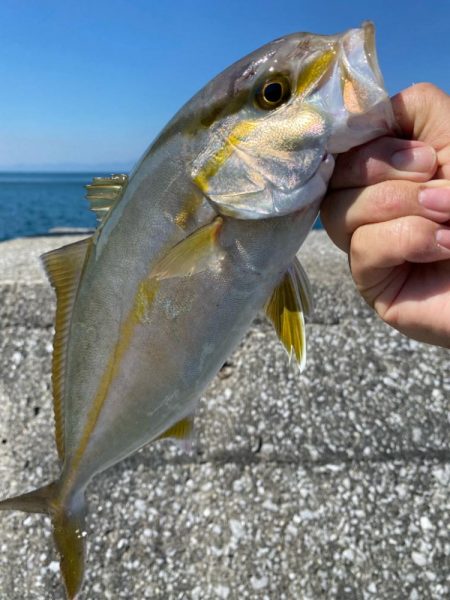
62,145,326,490
1,22,395,598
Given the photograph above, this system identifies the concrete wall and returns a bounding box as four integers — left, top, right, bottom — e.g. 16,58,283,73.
0,232,448,599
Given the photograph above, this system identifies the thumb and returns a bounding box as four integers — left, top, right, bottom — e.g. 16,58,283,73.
392,83,450,178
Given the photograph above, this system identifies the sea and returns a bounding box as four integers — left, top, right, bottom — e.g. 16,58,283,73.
0,172,104,241
0,171,322,241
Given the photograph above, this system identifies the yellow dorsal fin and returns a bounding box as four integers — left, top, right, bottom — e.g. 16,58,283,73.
41,238,91,460
157,417,194,441
85,174,128,223
265,258,313,372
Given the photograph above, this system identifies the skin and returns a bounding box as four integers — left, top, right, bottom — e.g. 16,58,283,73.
321,83,450,348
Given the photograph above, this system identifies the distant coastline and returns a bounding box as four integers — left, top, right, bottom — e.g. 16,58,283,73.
0,171,323,242
0,162,135,174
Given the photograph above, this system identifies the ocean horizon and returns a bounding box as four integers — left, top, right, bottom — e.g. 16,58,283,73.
0,171,323,242
0,171,108,242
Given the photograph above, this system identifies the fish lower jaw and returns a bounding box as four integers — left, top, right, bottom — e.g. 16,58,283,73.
271,152,335,216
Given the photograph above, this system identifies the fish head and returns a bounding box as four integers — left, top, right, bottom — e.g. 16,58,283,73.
190,22,395,219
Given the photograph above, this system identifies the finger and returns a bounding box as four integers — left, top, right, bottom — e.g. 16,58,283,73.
330,136,437,190
392,83,450,178
321,179,450,252
350,217,450,293
392,83,450,148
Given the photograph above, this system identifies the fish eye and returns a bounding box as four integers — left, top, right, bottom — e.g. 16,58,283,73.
255,75,291,110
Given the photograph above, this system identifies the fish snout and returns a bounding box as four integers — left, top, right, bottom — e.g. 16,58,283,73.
326,22,397,152
339,21,393,124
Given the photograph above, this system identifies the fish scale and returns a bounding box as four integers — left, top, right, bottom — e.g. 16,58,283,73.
0,22,395,599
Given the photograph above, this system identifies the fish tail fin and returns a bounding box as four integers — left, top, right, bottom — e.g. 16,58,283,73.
0,483,88,599
0,482,55,513
51,490,87,600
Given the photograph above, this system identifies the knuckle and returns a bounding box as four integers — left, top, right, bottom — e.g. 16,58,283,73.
402,83,449,119
409,82,443,100
349,225,367,265
395,216,434,261
393,216,414,249
371,181,411,217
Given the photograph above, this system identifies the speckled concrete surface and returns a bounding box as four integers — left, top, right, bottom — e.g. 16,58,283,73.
0,232,449,599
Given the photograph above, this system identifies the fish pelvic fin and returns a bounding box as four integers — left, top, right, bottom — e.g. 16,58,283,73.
265,257,313,372
0,483,88,600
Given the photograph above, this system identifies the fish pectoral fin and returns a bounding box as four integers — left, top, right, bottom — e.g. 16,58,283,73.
265,258,313,371
41,238,91,460
152,217,225,280
85,173,128,224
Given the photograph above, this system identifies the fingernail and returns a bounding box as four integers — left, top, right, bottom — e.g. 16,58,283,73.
436,228,450,250
391,145,436,173
419,184,450,213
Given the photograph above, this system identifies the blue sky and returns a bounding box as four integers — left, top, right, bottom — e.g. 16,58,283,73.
1,0,449,171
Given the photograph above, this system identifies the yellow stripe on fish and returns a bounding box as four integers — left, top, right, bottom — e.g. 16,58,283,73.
62,218,224,494
193,121,257,192
63,280,156,493
296,48,336,97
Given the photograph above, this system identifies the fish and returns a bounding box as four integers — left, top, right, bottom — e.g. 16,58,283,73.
0,21,395,599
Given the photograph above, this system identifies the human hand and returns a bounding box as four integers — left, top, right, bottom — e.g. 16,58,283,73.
321,83,450,348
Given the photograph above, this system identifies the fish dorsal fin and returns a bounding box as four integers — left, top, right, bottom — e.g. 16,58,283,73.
265,257,313,371
41,238,91,460
85,174,128,223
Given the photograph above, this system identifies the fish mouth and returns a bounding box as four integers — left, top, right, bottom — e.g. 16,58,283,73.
292,21,391,120
361,21,384,87
340,22,396,139
338,21,388,112
308,21,396,150
340,21,386,89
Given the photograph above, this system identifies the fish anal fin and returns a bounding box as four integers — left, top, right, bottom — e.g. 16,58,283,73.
265,258,312,371
85,173,128,224
157,417,194,452
158,416,194,440
152,217,224,280
41,238,91,460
